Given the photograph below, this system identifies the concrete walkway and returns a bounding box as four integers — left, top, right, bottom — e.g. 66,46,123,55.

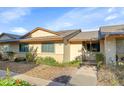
69,66,97,86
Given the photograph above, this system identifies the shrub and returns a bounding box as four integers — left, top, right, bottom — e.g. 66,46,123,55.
35,57,58,66
0,78,31,86
35,57,44,64
6,51,16,61
96,53,105,70
26,47,37,62
35,57,80,67
43,57,57,64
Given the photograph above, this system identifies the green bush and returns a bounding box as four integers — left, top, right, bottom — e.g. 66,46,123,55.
96,53,105,70
43,57,57,65
35,57,44,64
0,78,31,86
36,57,58,66
35,57,80,67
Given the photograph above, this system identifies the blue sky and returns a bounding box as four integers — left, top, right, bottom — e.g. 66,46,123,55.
0,7,124,35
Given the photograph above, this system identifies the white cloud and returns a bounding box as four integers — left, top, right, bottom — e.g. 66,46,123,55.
45,8,124,31
0,8,31,23
46,8,101,30
108,7,115,13
104,14,118,21
11,27,28,34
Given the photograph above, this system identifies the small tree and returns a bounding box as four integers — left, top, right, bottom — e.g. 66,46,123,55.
26,46,38,62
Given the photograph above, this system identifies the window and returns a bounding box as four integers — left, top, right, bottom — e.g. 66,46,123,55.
19,43,29,52
87,43,100,52
42,43,55,53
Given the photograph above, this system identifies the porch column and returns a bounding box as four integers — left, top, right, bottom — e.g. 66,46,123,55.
63,41,70,62
104,36,116,64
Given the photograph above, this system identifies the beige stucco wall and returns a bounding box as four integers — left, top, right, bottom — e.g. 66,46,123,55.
0,43,64,63
63,43,70,62
104,37,116,64
68,43,97,62
30,30,57,37
0,35,11,40
70,44,82,61
32,43,64,63
29,43,64,54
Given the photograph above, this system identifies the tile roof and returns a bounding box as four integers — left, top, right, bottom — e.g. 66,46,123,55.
69,31,99,42
19,36,63,43
56,29,81,38
0,33,21,39
100,24,124,32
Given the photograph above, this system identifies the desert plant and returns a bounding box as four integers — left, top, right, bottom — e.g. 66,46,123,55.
6,51,16,61
26,47,38,62
96,53,105,70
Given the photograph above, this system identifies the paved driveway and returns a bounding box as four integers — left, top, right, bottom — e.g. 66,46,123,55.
69,66,97,86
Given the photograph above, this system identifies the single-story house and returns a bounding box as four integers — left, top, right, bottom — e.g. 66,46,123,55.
0,24,124,64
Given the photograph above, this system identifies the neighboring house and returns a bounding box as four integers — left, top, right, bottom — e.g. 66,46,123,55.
0,33,21,53
0,24,124,64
